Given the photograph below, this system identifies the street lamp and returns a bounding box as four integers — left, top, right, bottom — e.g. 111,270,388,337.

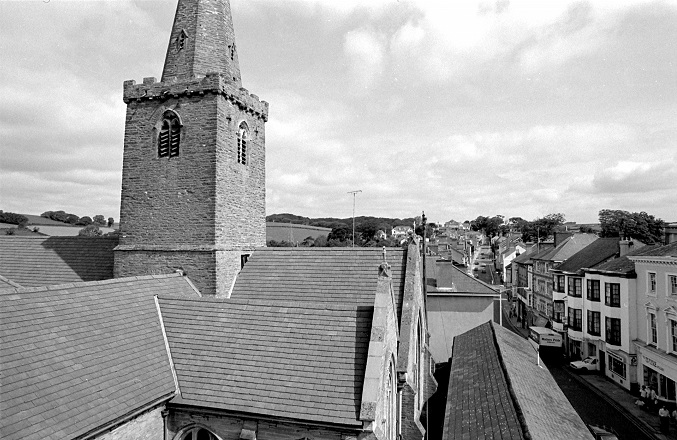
347,190,362,247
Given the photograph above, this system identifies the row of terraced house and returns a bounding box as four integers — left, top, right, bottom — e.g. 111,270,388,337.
506,224,677,403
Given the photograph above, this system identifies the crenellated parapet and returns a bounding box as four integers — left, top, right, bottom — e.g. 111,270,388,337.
123,72,269,121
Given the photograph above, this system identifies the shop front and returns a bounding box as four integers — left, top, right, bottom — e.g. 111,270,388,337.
638,346,677,405
568,334,583,361
605,348,634,390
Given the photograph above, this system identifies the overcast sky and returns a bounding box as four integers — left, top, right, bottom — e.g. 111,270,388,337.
1,0,675,225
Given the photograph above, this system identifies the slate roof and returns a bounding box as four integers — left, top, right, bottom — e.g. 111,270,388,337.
426,258,497,295
0,236,117,287
554,237,620,273
160,296,371,427
0,274,199,440
232,247,407,320
444,322,592,440
533,233,598,263
444,322,525,440
593,242,677,274
492,324,592,439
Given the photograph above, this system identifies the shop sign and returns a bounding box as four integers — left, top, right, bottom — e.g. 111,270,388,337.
552,321,564,332
643,355,665,372
608,351,623,363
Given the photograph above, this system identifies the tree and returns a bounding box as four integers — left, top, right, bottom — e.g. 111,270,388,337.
93,215,106,226
313,235,328,247
519,213,566,242
65,214,80,224
79,225,102,237
76,216,93,226
0,211,28,227
107,217,115,227
599,209,664,244
470,215,504,237
328,224,352,243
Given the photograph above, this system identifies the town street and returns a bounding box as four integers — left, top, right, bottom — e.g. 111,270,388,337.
501,301,654,440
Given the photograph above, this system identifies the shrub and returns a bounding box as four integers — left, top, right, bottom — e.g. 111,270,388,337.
79,225,102,237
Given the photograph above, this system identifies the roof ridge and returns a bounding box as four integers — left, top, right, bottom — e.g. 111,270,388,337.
159,296,368,310
7,273,185,294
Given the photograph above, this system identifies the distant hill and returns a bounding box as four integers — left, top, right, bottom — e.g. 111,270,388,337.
266,213,419,230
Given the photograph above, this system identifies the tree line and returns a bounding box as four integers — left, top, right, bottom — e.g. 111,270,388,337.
468,209,665,245
266,214,433,247
41,211,114,228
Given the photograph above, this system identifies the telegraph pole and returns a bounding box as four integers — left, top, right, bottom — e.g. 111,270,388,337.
347,190,362,247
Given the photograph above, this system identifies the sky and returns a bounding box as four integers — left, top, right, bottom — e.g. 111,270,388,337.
1,0,676,225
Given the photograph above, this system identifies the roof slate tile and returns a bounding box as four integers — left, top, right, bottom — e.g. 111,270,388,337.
160,296,371,427
0,274,197,440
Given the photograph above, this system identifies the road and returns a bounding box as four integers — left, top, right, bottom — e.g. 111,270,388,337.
501,305,654,440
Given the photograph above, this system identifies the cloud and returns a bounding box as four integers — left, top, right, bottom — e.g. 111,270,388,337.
592,160,677,194
343,30,386,90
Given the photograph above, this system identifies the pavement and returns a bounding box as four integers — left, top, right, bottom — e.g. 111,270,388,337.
501,302,676,440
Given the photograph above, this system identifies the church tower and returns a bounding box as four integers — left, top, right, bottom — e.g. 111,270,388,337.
114,0,268,296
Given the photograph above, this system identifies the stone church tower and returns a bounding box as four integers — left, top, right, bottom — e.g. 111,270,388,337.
114,0,268,296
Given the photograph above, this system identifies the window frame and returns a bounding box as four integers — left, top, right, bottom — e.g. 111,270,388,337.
237,121,249,165
605,282,621,308
568,307,582,331
649,312,657,345
587,310,601,336
587,279,600,302
605,317,621,346
158,110,182,159
670,319,677,353
668,274,677,297
568,277,582,297
648,272,657,295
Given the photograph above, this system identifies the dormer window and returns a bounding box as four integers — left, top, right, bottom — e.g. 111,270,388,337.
237,121,249,165
158,110,181,158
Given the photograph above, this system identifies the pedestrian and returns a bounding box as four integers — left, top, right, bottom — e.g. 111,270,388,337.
651,388,658,410
640,385,648,408
672,407,677,425
659,405,670,433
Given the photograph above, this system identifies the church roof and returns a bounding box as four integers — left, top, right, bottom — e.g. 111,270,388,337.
232,247,407,321
0,274,198,440
0,236,117,287
160,296,370,427
444,322,592,440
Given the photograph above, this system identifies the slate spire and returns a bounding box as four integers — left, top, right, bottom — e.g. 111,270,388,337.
161,0,242,85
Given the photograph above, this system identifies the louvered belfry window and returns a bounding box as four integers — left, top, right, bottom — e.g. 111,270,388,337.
237,121,248,165
158,111,181,158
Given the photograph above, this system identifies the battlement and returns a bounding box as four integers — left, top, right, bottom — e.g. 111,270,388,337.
123,72,269,121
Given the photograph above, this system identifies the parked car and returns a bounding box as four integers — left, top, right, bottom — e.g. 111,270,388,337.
570,356,599,372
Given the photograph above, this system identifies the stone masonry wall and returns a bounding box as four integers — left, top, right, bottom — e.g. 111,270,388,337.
116,73,267,294
114,250,216,295
214,93,266,249
118,93,219,248
96,405,165,440
168,409,356,440
397,239,436,440
161,0,242,85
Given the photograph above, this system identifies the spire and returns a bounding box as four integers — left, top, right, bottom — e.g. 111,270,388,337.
161,0,242,85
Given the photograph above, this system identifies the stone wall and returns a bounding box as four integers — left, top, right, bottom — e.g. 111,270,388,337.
96,405,165,440
168,409,354,440
115,73,267,296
